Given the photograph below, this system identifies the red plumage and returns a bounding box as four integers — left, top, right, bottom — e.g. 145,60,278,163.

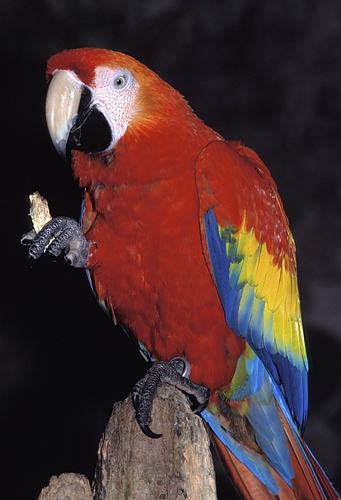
40,48,339,499
79,146,244,391
47,49,242,392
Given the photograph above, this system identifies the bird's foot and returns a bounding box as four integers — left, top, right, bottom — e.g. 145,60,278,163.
132,357,210,438
21,216,90,268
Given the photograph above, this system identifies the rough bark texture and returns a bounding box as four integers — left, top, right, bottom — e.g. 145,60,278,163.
93,384,217,499
37,473,92,500
37,385,218,500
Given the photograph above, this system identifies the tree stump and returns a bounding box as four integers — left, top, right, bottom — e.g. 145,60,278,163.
38,473,92,500
38,385,218,500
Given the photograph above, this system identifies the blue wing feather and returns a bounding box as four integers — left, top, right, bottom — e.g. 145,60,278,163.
203,208,308,432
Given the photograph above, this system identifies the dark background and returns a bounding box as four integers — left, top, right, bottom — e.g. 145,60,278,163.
1,1,341,498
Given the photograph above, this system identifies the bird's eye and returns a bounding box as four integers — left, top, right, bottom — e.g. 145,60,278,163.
113,75,127,88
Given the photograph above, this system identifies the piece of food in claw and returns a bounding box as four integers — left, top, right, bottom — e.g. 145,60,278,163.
29,192,52,233
28,192,54,252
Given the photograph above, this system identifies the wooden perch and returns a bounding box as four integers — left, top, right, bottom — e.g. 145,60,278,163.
38,385,218,500
38,473,92,500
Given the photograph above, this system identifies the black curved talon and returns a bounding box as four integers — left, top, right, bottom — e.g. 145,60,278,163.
192,399,209,415
169,356,191,378
132,357,210,439
132,392,140,412
21,229,37,245
21,216,90,268
140,423,163,439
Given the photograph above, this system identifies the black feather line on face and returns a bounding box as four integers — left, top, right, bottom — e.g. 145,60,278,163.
67,86,112,156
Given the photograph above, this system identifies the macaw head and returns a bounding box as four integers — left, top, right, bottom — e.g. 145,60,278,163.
45,48,190,159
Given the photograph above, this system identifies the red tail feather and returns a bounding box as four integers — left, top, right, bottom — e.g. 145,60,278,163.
206,423,295,500
278,406,340,500
206,413,340,500
300,440,339,500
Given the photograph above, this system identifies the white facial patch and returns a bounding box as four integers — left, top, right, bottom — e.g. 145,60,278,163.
91,66,140,148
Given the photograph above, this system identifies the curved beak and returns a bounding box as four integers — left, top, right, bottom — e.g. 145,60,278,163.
45,70,83,159
45,70,112,159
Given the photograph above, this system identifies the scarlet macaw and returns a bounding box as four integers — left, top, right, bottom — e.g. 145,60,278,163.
22,48,339,499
